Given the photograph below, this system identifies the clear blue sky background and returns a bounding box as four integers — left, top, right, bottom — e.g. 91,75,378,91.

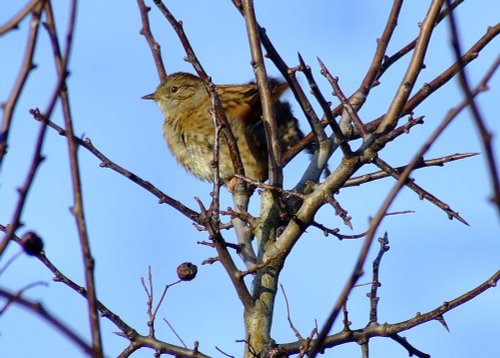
1,1,499,357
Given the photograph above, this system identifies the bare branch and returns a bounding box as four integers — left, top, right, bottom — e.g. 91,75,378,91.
280,284,303,340
345,152,478,187
43,1,103,352
444,0,500,214
390,334,430,358
374,157,469,225
281,270,500,355
0,288,93,354
319,60,368,138
360,0,404,94
33,115,202,224
376,0,464,81
376,0,445,134
0,0,41,35
241,0,282,187
380,23,500,127
365,56,497,257
136,0,167,81
194,199,254,309
368,234,390,324
0,0,44,167
0,110,47,257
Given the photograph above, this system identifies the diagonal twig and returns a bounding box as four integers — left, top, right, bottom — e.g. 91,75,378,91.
374,156,469,225
444,0,500,214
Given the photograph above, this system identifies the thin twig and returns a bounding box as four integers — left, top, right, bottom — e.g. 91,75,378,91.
241,0,282,187
319,60,367,138
240,250,285,278
445,0,500,214
0,288,93,354
373,23,500,131
281,270,500,355
0,0,45,165
34,116,202,224
374,156,469,225
209,103,223,219
280,284,303,340
0,0,41,35
234,174,305,200
376,0,464,81
0,110,47,257
0,225,210,358
163,318,187,348
345,152,478,187
193,198,254,309
390,334,430,358
368,233,389,324
325,195,352,229
342,303,351,331
136,0,167,81
295,55,332,146
377,0,445,135
365,57,497,260
359,0,404,94
43,1,103,354
215,346,235,358
297,328,318,358
0,281,48,313
153,281,181,319
297,54,349,154
140,267,156,336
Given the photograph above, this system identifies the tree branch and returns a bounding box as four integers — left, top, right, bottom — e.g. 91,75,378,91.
377,0,445,134
444,0,500,214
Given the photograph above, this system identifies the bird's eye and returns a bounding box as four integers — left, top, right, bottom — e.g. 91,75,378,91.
170,86,178,93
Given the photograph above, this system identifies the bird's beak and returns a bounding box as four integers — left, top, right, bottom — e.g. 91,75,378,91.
142,93,156,100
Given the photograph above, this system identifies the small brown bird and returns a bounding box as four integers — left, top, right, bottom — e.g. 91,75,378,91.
143,72,305,183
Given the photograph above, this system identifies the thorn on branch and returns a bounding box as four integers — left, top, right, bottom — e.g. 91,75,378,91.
435,314,450,332
201,256,219,265
240,251,285,277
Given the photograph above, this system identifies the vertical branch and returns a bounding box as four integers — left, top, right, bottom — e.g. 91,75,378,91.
240,1,285,355
209,95,223,217
360,0,403,94
376,0,445,134
368,233,389,324
0,0,45,167
241,0,282,187
137,0,167,81
44,1,103,356
308,229,383,358
444,0,500,214
0,110,47,257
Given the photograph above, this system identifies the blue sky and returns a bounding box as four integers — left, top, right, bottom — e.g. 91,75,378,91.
1,1,499,357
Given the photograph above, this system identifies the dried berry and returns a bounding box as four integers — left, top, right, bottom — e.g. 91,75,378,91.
21,232,44,256
176,262,198,281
